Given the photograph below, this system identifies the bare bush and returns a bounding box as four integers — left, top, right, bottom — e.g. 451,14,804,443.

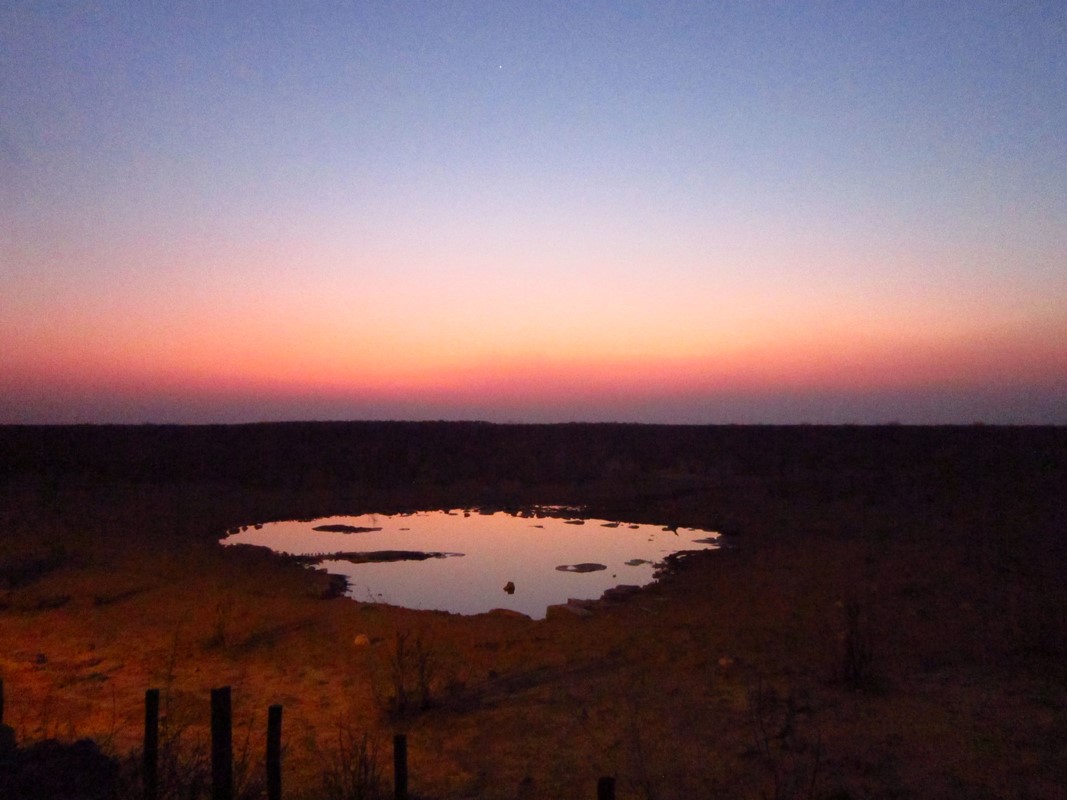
747,679,823,800
840,600,876,691
375,628,443,718
318,720,385,800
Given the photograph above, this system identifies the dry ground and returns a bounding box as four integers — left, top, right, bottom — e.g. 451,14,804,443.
1,423,1064,799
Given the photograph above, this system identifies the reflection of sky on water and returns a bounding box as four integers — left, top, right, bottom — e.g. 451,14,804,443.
222,510,719,618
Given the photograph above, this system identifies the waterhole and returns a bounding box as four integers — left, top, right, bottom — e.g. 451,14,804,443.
222,508,719,619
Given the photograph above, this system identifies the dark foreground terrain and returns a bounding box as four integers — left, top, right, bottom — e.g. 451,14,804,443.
1,422,1065,799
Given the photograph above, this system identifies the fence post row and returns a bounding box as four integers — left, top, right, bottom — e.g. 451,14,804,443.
139,686,618,800
143,688,160,800
211,686,233,800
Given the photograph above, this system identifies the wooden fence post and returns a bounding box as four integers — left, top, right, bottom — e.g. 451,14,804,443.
393,733,408,800
597,775,616,800
266,704,282,800
143,688,160,800
211,686,233,800
0,676,12,753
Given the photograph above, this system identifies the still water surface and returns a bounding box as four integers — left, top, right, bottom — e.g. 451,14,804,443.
222,509,719,619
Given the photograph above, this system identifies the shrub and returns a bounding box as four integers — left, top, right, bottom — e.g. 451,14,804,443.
318,721,384,800
840,600,876,691
376,628,442,718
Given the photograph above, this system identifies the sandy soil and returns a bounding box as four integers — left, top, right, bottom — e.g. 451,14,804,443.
1,423,1064,799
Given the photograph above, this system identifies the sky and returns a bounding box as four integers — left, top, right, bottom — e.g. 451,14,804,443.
2,1,1065,425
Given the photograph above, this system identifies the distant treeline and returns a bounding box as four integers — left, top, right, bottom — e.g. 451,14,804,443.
1,421,1063,493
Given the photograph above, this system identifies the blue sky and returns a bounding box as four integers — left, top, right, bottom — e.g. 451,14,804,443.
2,2,1065,424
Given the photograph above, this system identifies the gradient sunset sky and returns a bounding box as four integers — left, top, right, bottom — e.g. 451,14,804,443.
2,2,1065,424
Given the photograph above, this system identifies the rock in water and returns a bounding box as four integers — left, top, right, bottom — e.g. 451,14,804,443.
312,524,383,533
555,563,607,573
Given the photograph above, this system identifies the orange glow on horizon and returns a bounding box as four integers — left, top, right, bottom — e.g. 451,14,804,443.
6,310,1063,415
